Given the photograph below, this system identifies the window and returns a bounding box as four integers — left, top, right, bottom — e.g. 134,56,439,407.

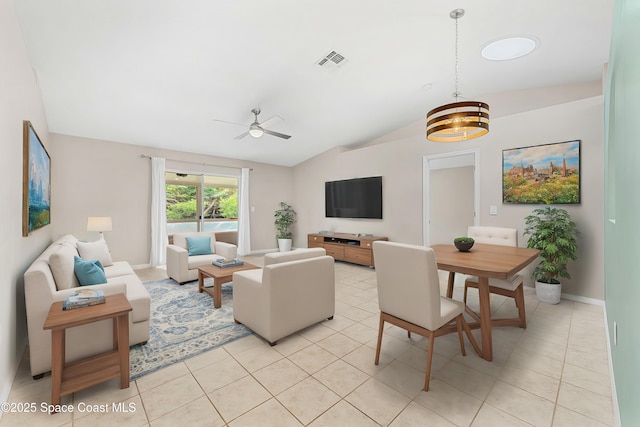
165,172,238,235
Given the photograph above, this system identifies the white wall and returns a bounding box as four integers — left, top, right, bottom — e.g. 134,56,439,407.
49,133,294,264
0,0,52,404
293,95,604,301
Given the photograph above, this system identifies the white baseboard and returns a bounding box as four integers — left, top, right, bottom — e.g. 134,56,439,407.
560,292,604,306
131,263,152,270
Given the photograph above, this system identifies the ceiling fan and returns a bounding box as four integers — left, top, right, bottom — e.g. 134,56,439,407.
214,108,291,140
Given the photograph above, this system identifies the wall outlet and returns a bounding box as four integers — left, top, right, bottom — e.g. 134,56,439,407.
489,205,498,215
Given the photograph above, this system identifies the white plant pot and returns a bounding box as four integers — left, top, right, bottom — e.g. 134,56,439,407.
535,280,561,304
277,238,292,252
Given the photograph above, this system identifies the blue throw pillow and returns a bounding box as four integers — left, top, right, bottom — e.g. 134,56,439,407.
73,256,107,286
185,236,213,256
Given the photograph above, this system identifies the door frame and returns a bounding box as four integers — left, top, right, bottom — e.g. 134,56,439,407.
423,149,480,245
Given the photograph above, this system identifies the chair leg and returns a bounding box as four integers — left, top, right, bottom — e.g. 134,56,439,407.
375,313,385,365
424,331,436,391
515,286,527,329
455,315,466,356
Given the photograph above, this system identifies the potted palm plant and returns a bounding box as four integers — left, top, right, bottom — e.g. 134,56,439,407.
274,202,296,252
523,206,579,304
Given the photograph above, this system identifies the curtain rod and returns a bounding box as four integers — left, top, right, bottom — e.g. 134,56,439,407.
139,154,252,171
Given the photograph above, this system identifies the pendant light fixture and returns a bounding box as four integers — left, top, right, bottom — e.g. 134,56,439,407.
426,9,489,142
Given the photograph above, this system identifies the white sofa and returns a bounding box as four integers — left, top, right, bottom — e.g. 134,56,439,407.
233,248,335,345
166,231,238,284
24,234,151,378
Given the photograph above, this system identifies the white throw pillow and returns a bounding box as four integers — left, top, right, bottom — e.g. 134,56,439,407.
49,244,80,290
77,239,114,267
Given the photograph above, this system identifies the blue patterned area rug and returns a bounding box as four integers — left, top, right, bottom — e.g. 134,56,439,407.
129,278,253,381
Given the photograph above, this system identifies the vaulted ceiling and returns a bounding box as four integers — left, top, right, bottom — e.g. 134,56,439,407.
14,0,613,166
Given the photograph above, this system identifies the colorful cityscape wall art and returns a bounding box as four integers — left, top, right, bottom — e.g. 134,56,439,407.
22,121,51,236
503,140,580,204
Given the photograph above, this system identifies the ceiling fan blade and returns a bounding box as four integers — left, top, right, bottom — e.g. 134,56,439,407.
212,119,246,127
234,131,250,140
258,115,283,130
263,128,291,139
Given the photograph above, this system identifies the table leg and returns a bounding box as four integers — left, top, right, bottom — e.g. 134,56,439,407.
477,276,493,361
213,278,222,308
50,329,64,407
446,272,456,298
116,314,130,389
198,270,204,293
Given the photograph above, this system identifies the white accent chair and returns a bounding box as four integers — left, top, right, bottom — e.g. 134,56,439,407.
372,241,480,391
166,232,238,284
232,248,335,346
464,226,527,328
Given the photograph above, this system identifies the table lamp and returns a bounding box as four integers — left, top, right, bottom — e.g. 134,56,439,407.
87,217,113,240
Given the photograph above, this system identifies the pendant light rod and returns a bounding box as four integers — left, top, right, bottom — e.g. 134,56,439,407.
451,8,464,101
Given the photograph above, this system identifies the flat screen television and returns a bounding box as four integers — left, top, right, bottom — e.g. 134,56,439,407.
325,176,382,219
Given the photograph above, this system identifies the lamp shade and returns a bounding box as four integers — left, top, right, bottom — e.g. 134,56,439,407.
87,217,113,232
426,101,490,142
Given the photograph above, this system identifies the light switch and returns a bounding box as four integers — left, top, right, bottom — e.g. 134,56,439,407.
250,206,255,212
489,205,498,215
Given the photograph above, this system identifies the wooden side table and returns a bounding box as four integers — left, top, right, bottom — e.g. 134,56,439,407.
198,263,259,308
43,293,132,407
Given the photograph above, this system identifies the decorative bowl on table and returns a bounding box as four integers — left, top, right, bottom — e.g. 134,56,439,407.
453,237,475,252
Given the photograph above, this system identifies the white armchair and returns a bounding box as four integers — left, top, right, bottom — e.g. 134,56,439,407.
233,248,335,345
166,231,238,284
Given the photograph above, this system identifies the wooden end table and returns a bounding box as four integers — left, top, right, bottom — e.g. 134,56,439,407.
198,263,259,308
43,293,132,408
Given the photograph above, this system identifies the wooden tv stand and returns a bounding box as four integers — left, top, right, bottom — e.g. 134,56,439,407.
308,233,388,267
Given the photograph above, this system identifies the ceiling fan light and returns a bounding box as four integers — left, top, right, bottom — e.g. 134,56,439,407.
249,124,264,138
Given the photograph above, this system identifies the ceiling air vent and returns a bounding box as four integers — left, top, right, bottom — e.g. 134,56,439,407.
316,50,348,70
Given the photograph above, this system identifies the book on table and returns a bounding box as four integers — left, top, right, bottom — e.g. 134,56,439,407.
212,258,244,268
63,289,106,310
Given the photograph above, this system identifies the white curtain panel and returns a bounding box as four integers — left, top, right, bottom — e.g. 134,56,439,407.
237,167,251,256
150,157,168,267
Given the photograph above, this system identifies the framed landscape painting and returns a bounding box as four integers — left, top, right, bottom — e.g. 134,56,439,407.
503,140,580,204
22,121,51,236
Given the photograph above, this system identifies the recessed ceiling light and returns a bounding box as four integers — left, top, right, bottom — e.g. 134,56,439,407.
481,37,537,61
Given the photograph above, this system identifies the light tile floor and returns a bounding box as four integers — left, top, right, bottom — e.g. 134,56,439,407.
1,257,615,426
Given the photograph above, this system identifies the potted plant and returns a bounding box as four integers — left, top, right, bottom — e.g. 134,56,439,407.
274,202,296,252
453,236,475,252
523,206,579,304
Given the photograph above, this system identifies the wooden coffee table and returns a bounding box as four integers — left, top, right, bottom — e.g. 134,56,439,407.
198,262,259,308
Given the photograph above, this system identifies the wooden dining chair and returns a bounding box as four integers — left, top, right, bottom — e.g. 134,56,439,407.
372,241,480,391
463,226,527,328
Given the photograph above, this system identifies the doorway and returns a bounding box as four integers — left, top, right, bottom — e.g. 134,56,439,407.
423,150,479,245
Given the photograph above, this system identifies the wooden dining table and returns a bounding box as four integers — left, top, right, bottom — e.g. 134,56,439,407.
431,243,539,361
